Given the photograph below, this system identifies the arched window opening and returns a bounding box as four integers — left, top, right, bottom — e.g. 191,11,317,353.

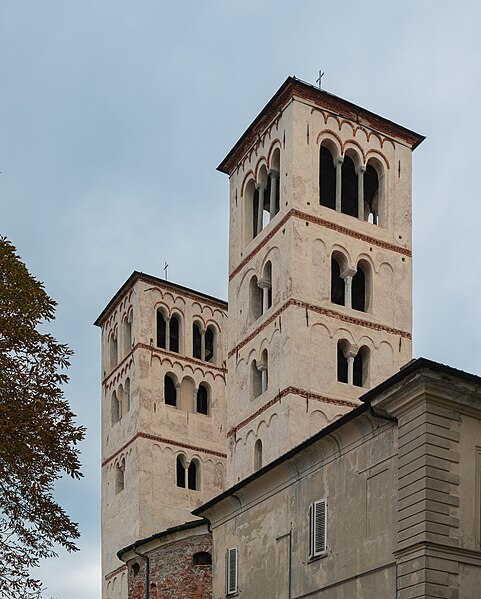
169,314,180,353
196,384,209,415
260,349,268,394
176,455,186,488
252,186,260,240
270,149,281,217
251,360,262,399
205,326,215,363
115,460,125,494
156,310,166,349
193,323,202,359
263,176,271,229
188,460,199,490
250,276,262,323
331,256,345,306
319,145,336,209
341,155,358,217
364,163,379,225
337,341,349,384
262,261,273,312
352,266,366,312
111,391,120,425
254,439,263,471
164,375,177,407
354,346,369,388
193,552,212,566
110,334,118,371
124,378,131,414
123,316,132,357
131,563,140,576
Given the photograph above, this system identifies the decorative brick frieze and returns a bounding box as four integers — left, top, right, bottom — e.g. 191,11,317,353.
105,564,127,581
102,432,227,467
229,208,411,281
226,386,358,438
228,298,411,359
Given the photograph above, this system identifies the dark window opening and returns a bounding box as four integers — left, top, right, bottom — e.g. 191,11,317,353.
352,267,366,312
176,456,185,487
364,164,379,224
254,439,262,471
275,174,280,214
250,276,262,322
164,375,177,407
205,327,214,362
193,552,212,566
196,385,208,415
193,323,202,359
353,353,363,387
156,311,166,349
337,344,348,383
331,257,345,306
320,146,336,209
169,315,179,353
132,563,140,576
252,188,259,239
188,461,198,490
341,156,358,217
251,361,262,399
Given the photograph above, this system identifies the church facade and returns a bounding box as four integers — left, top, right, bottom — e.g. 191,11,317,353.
97,78,481,598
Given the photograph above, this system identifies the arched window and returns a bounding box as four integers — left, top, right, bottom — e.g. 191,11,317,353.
124,378,131,414
205,326,215,363
110,333,118,371
196,384,209,415
193,552,212,566
260,349,268,393
164,375,177,407
331,256,345,306
169,314,180,353
188,459,199,490
352,266,366,312
115,459,125,494
262,261,273,311
123,315,132,357
193,323,202,360
337,341,349,384
364,163,380,225
176,455,186,487
250,276,262,323
319,145,336,209
252,186,260,240
269,148,281,218
111,391,120,425
251,360,262,399
156,310,166,349
354,346,370,388
254,439,263,471
341,155,358,217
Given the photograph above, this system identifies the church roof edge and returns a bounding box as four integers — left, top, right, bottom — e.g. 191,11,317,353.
217,76,425,175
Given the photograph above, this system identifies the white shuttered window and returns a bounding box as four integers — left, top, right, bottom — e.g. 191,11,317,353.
226,547,238,595
309,499,327,558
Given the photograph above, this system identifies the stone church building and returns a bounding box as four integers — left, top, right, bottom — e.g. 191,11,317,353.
95,77,481,598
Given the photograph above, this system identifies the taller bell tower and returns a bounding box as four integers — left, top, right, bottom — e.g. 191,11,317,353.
221,77,424,484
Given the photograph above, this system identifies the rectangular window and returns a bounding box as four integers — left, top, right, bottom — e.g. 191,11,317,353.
226,547,238,595
309,499,327,559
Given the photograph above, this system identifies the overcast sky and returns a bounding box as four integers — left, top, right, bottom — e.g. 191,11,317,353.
2,2,481,597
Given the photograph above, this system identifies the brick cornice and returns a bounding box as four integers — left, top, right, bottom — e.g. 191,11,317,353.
229,208,411,281
102,432,227,467
227,386,358,438
228,298,411,359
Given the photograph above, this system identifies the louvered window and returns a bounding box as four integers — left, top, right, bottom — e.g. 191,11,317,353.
226,547,238,595
309,499,327,558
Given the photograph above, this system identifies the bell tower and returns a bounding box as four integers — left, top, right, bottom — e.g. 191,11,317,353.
221,77,424,485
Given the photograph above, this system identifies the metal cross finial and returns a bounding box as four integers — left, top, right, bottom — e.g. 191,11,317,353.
163,261,169,281
316,70,325,90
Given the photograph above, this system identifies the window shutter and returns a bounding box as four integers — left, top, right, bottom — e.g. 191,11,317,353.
309,499,327,558
226,547,238,595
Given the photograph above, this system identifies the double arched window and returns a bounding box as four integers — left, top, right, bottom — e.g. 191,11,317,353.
320,143,382,225
251,349,268,399
337,340,370,387
249,261,273,324
192,322,217,364
330,255,371,313
176,454,200,490
245,149,281,243
156,310,181,353
110,377,131,426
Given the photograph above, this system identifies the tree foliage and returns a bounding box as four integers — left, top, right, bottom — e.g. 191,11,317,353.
0,237,85,598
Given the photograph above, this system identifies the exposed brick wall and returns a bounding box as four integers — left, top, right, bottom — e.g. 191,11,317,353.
127,532,212,599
